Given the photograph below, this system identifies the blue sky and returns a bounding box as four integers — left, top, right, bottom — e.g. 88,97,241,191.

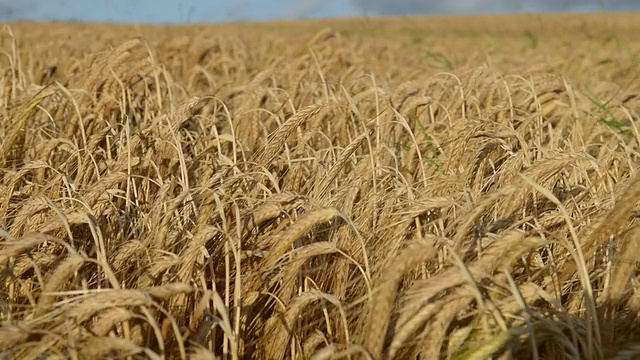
1,0,639,24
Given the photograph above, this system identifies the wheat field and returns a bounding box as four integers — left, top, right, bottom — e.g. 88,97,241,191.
2,12,640,359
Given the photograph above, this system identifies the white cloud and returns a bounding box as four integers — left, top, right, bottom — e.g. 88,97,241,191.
283,0,326,19
349,0,635,16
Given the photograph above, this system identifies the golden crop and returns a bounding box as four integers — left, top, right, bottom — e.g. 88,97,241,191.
2,13,640,359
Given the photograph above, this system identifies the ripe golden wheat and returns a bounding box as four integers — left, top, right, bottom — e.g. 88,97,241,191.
2,13,640,359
